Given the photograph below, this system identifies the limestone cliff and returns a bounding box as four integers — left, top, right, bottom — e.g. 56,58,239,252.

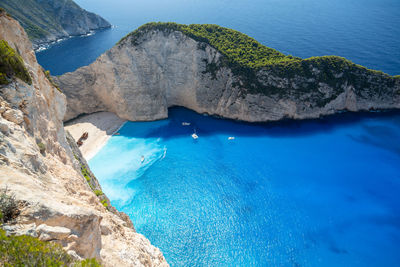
56,23,400,122
0,13,167,266
0,0,111,50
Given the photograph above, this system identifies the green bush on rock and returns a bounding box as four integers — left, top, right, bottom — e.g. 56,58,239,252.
44,69,62,92
0,228,73,266
37,142,46,155
0,189,102,266
0,188,19,224
0,40,32,85
120,22,298,69
0,229,102,266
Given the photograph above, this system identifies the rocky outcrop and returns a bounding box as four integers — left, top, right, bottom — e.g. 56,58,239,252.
56,23,400,122
0,0,111,50
0,12,167,266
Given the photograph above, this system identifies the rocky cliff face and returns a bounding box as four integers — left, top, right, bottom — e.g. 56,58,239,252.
0,13,167,266
0,0,111,50
56,24,400,122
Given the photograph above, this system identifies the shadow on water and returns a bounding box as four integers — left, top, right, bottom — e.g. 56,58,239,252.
348,124,400,156
118,106,400,140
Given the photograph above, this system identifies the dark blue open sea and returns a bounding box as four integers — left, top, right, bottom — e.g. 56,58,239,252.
36,0,400,266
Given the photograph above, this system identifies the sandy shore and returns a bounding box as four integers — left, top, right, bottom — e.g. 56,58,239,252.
64,112,126,160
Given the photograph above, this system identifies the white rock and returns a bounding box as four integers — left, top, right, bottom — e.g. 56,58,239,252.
36,224,72,241
56,27,400,123
0,14,168,267
3,109,24,124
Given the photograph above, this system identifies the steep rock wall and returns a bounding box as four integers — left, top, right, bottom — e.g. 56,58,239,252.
0,13,167,266
56,27,400,122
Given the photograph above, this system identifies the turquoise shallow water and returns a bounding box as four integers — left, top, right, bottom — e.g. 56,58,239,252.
35,0,400,265
89,108,400,266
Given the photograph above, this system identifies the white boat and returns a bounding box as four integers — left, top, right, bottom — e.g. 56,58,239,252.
141,156,145,163
228,137,235,140
191,133,198,139
182,122,191,126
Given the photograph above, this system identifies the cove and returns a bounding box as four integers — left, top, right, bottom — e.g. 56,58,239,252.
89,107,400,266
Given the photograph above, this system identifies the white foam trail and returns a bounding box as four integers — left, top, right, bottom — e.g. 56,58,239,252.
93,136,165,205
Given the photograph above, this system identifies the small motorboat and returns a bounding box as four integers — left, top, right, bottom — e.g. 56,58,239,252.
141,156,145,163
228,137,235,140
191,133,199,139
182,122,191,126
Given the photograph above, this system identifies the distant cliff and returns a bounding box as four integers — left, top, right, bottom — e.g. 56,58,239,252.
0,0,111,50
56,22,400,122
0,12,167,266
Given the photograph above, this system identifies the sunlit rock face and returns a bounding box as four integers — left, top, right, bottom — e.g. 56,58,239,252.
0,13,168,267
56,26,400,123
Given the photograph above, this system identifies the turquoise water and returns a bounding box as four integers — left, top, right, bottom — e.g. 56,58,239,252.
37,0,400,76
34,0,400,265
89,108,400,266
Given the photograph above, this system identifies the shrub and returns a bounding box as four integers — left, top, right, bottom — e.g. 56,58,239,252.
0,188,19,224
37,142,46,154
80,164,91,183
119,22,298,69
100,199,108,208
0,228,72,266
76,258,102,267
119,23,396,98
0,229,102,266
44,69,61,92
0,40,32,85
94,190,103,197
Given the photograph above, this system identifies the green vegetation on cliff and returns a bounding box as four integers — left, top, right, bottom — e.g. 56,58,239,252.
120,22,398,101
0,229,101,266
45,70,62,92
0,229,72,266
120,22,299,68
0,0,110,45
0,0,61,40
0,189,101,266
0,40,32,85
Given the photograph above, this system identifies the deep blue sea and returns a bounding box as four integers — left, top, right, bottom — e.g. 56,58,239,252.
35,0,400,266
90,108,400,266
37,0,400,76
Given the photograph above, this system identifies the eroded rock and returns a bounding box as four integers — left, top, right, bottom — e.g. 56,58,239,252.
3,108,24,124
0,13,168,267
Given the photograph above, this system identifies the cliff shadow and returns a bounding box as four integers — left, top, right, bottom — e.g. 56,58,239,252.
117,106,400,141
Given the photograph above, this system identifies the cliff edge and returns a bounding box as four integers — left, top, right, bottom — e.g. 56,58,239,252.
0,0,111,50
56,23,400,122
0,12,167,266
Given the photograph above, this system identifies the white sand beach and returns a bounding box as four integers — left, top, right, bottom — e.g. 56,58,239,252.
64,112,126,160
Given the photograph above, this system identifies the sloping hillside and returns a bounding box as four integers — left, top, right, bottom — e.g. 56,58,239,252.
0,0,110,49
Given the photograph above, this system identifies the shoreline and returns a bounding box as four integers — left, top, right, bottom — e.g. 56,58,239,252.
63,107,400,161
34,26,112,53
64,112,126,161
